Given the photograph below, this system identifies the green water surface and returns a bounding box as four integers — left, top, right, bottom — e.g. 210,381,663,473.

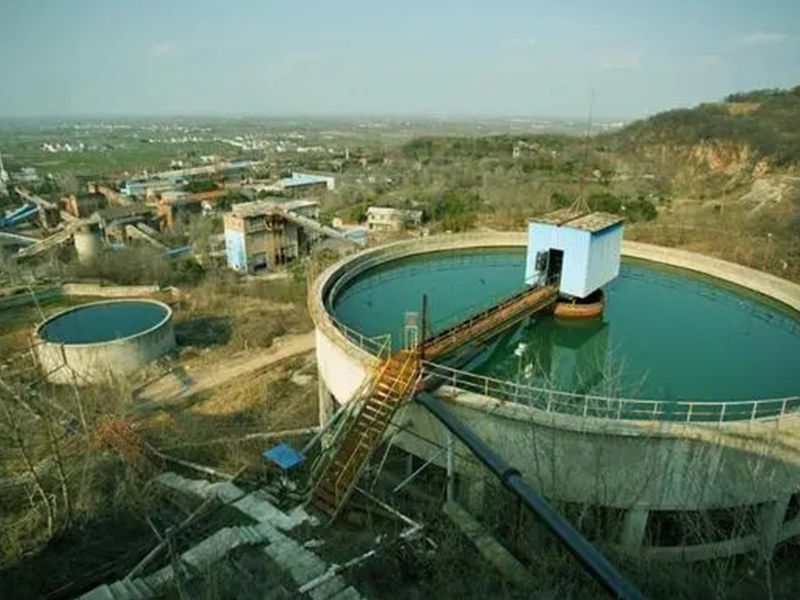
332,249,800,404
41,302,167,344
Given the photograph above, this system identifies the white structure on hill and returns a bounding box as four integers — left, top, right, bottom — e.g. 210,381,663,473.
366,206,422,232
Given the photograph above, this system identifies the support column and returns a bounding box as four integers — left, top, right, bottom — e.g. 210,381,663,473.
619,505,649,550
317,372,333,428
446,432,455,502
405,451,414,478
759,493,792,557
461,475,487,515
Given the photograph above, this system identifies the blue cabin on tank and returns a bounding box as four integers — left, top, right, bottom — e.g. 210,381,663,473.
524,209,625,299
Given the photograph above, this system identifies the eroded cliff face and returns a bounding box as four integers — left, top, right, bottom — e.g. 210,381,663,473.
624,141,773,197
638,141,759,175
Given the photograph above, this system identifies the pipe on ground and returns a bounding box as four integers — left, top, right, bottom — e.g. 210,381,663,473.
415,391,645,600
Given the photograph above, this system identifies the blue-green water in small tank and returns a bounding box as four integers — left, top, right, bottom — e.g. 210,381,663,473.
331,248,800,404
41,302,167,344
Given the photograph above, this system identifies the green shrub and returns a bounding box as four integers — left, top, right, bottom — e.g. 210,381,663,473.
588,193,622,213
624,198,658,222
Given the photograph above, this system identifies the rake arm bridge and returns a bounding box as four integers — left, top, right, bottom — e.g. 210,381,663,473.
310,282,559,521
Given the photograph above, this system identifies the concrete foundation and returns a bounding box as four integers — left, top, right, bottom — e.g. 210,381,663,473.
759,493,792,556
462,475,487,515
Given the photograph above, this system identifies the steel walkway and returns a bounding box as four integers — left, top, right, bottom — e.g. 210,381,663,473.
310,282,560,522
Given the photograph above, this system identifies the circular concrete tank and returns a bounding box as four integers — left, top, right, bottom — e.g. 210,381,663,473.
35,299,175,385
310,233,800,560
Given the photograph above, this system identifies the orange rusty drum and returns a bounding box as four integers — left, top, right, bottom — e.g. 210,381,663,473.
553,289,604,320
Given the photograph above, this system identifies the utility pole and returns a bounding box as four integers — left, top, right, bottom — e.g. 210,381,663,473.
419,294,428,364
166,527,188,600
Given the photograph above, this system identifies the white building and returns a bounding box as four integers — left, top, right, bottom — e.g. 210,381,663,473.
524,209,624,299
0,151,8,196
366,206,423,232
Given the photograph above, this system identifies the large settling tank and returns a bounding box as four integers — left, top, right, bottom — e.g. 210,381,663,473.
311,234,800,559
35,299,175,384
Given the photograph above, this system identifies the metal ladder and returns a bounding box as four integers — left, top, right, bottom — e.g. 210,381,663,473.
310,351,419,522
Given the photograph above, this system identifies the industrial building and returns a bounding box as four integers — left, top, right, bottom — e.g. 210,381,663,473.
525,208,624,299
365,206,423,232
279,172,335,193
155,189,229,229
244,173,336,196
224,199,321,273
331,217,369,245
10,167,41,184
63,191,108,219
121,179,185,199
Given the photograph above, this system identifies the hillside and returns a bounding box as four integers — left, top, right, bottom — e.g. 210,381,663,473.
613,86,800,168
321,85,800,282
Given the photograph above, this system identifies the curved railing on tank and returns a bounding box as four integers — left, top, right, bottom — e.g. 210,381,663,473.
310,233,800,425
330,317,393,360
422,361,800,425
309,232,527,361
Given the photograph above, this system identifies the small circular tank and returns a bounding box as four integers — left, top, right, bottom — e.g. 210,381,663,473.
34,299,175,385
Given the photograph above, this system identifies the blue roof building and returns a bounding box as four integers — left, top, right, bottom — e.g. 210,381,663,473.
280,172,335,191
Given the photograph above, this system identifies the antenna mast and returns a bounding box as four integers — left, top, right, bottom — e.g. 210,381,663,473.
570,89,595,214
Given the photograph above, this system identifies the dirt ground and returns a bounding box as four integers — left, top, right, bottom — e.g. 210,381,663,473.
134,331,315,408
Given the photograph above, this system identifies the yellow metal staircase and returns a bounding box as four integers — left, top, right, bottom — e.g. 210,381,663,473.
310,350,420,521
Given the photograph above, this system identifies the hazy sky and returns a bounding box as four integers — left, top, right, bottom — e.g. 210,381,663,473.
1,0,799,119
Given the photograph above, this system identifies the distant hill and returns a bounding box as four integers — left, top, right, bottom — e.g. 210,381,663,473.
611,86,800,167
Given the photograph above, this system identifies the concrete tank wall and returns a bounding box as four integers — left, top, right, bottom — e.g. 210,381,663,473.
309,233,800,560
315,328,371,404
310,233,800,556
392,389,800,511
34,299,176,385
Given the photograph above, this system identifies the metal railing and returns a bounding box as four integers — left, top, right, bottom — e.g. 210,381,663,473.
422,361,800,425
424,284,559,360
330,317,392,359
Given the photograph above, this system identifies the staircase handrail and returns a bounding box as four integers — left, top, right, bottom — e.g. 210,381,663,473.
332,352,420,501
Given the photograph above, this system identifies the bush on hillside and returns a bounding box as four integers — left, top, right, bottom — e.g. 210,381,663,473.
70,247,204,287
587,193,657,223
427,188,482,232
